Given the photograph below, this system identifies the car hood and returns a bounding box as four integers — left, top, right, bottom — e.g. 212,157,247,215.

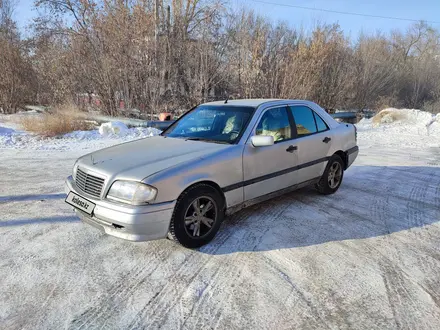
77,136,231,181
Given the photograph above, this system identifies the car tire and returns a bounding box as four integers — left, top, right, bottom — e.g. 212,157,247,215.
315,154,344,195
168,183,225,248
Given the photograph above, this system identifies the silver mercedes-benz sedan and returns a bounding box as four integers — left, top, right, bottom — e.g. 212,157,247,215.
65,99,359,248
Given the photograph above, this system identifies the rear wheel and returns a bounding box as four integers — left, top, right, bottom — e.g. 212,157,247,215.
169,184,224,248
315,154,344,195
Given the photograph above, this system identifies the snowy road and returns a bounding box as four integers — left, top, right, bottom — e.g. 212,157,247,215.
1,140,440,329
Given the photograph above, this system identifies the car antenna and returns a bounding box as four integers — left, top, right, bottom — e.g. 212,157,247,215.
224,92,229,104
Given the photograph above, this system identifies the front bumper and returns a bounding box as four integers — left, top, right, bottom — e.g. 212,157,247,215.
65,176,175,242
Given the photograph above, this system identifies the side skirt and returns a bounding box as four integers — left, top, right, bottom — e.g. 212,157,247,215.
225,177,320,216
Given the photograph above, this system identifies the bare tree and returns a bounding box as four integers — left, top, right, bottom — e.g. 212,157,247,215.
18,1,440,116
0,0,37,113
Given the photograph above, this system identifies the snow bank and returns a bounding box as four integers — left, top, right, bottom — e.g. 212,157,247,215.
0,118,161,151
18,109,39,114
357,108,439,132
64,124,161,141
98,121,129,137
359,108,435,127
356,108,440,148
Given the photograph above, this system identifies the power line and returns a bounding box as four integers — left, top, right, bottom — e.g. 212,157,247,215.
249,0,440,24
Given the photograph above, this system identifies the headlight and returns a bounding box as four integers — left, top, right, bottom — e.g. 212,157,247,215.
107,181,157,205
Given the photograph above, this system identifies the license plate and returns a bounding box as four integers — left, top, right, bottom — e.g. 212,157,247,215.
65,192,96,215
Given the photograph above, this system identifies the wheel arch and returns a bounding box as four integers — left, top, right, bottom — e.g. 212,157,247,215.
179,180,226,210
333,150,348,169
169,180,226,248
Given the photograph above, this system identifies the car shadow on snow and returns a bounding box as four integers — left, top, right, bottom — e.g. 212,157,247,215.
200,165,440,255
0,193,66,203
0,216,79,227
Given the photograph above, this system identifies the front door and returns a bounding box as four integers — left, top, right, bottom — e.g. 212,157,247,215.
242,106,299,201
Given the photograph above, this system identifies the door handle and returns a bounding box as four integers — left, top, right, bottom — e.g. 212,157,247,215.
323,137,331,143
286,145,297,153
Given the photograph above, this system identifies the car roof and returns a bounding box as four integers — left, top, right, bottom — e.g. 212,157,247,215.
202,99,286,107
201,98,339,129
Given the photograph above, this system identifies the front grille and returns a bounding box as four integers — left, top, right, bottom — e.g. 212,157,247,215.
75,168,105,198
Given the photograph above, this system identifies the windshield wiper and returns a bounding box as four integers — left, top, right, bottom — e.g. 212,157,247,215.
184,137,207,141
184,137,231,144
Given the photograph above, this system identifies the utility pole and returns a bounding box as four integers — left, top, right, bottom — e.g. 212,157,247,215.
155,0,160,47
152,0,160,121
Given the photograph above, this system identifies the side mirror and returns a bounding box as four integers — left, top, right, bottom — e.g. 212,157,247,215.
251,135,274,147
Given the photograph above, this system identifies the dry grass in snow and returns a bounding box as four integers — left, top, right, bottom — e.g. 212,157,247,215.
20,104,93,137
372,109,406,125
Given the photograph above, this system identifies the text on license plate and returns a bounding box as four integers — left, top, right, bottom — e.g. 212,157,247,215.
65,192,96,215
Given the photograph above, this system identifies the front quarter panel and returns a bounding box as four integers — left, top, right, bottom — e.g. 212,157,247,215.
143,145,245,207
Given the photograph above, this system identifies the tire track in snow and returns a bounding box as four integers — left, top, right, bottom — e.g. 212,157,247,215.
383,258,439,329
187,205,291,329
69,241,177,330
180,254,246,330
408,171,440,310
435,184,440,221
399,167,439,317
155,209,258,328
123,209,252,329
368,168,394,235
126,200,292,329
406,185,427,229
403,166,439,236
365,238,440,330
343,180,438,211
348,166,439,232
265,249,323,328
177,206,265,329
197,199,305,329
415,253,440,309
379,255,440,330
381,263,407,330
386,167,439,182
123,248,219,329
260,253,330,329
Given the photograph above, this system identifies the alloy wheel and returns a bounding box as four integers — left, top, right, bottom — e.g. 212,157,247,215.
328,162,342,189
184,196,217,238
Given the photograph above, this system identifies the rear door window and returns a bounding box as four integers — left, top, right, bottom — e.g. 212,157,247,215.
290,106,318,136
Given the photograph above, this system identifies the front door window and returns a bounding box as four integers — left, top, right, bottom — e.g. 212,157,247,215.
255,107,291,142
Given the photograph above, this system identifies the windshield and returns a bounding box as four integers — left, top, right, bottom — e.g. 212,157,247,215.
162,105,255,144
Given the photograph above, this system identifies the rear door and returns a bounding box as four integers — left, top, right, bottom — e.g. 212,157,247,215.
242,106,300,201
289,105,334,182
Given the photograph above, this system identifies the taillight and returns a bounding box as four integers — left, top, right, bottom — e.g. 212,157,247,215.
354,125,357,141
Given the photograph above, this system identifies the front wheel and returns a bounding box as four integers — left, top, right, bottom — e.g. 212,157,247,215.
168,184,224,248
315,154,344,195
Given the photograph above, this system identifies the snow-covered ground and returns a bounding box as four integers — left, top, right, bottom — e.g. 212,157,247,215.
0,115,161,151
1,110,440,329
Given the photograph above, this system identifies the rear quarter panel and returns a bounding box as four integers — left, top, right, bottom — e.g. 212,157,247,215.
328,123,358,163
330,123,357,151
